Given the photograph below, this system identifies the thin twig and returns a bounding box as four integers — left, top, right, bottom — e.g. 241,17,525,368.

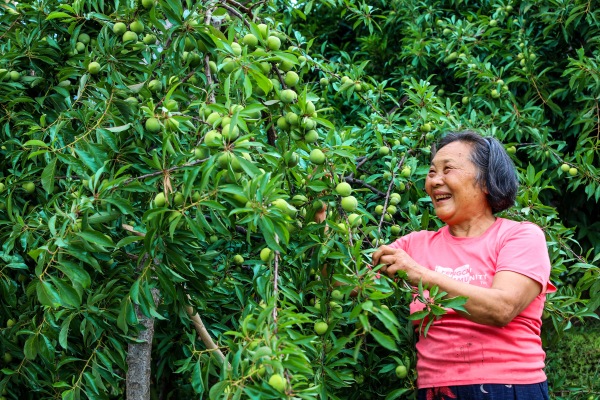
118,158,208,187
344,176,386,197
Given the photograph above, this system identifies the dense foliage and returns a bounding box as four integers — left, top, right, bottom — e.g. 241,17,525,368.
0,0,598,399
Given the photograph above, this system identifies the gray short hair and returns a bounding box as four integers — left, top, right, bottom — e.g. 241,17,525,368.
432,130,518,214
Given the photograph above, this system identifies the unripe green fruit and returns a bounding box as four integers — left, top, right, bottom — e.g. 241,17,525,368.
194,147,208,159
314,321,329,335
266,36,281,51
507,146,517,154
143,34,157,45
258,61,271,74
421,123,432,132
390,193,401,205
204,130,222,147
145,118,161,133
3,353,12,364
304,130,319,143
395,365,408,379
76,42,86,52
88,62,101,74
560,163,570,172
284,71,299,87
568,167,578,176
122,31,138,43
279,60,294,71
387,205,397,215
209,61,217,74
348,213,361,227
257,24,269,39
173,192,184,207
279,89,297,103
78,33,90,44
331,289,344,300
284,151,299,167
305,101,316,116
341,196,358,212
148,79,162,92
489,19,498,27
375,205,384,215
154,192,166,207
272,199,296,217
233,254,244,265
222,124,240,141
277,116,289,130
260,248,274,262
141,0,154,9
391,225,401,235
231,42,242,56
130,20,144,34
443,28,452,35
379,146,390,156
462,96,470,105
301,117,317,130
401,166,412,178
222,57,237,73
242,33,258,47
113,22,127,35
0,183,5,193
309,149,326,165
320,77,329,86
383,171,392,180
285,112,299,126
6,319,15,328
268,374,286,393
335,182,352,197
209,235,218,243
206,112,220,126
491,89,500,98
22,182,35,194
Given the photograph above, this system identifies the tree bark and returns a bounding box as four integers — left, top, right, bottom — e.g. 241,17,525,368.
126,288,160,400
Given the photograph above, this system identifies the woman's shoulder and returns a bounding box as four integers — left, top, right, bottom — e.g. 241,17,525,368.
493,218,546,241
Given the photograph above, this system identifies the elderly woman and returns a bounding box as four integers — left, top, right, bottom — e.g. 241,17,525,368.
373,131,555,400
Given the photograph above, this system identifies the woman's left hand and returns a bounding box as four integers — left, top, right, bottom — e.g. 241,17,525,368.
372,245,425,285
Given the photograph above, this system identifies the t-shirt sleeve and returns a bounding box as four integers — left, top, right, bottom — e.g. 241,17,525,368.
496,222,556,293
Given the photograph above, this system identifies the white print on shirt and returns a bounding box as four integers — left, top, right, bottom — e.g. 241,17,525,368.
434,264,489,285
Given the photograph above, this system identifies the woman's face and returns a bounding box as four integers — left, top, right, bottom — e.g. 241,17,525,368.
425,141,490,225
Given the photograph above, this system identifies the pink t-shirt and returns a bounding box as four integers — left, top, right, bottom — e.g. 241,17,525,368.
389,218,555,388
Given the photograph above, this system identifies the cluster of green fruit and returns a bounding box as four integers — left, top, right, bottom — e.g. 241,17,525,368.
336,182,358,213
0,69,20,82
560,163,578,176
373,192,403,228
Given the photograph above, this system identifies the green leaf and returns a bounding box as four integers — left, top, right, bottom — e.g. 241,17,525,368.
41,157,57,194
370,328,398,352
37,280,60,308
77,230,114,247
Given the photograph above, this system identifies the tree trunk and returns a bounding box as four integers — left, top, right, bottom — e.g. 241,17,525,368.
126,288,160,400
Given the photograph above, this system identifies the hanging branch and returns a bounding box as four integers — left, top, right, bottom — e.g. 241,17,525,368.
186,305,226,363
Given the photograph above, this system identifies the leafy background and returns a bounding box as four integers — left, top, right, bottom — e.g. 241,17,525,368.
0,0,599,399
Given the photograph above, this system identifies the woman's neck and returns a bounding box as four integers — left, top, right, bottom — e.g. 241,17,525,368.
447,214,497,238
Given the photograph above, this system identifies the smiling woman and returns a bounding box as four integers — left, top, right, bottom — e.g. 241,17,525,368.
373,130,555,400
